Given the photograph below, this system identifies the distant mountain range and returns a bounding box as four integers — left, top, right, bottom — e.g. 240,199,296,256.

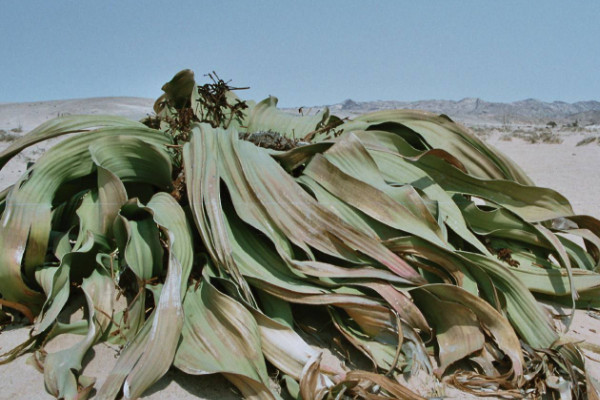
2,96,600,133
326,98,600,125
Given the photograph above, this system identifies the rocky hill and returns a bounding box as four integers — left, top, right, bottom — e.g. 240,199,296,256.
2,96,600,135
325,98,600,125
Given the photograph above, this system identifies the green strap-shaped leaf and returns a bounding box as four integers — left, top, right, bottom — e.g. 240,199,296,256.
146,192,195,295
560,228,600,270
183,124,254,300
536,225,578,324
273,142,334,171
349,129,422,158
226,128,424,283
341,109,532,184
412,289,485,375
122,245,184,399
368,148,489,254
114,210,164,282
97,246,184,399
96,167,128,237
249,305,346,381
509,266,600,297
42,268,114,400
330,307,401,372
456,198,550,248
223,200,327,294
0,115,146,169
414,284,525,382
384,236,558,349
217,124,294,257
174,279,279,400
34,232,109,334
0,126,170,311
72,166,127,250
303,153,446,247
558,233,597,271
96,310,154,400
413,153,574,222
297,174,399,240
458,251,559,349
89,136,174,190
0,184,11,214
245,96,332,139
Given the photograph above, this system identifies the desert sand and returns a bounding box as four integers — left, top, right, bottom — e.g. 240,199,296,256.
1,98,600,399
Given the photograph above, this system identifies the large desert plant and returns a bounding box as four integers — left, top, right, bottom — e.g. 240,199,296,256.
1,70,600,399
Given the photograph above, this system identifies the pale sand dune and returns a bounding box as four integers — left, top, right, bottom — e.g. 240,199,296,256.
1,99,600,399
0,97,154,133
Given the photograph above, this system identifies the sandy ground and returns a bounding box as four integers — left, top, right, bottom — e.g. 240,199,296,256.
1,102,600,399
490,132,600,218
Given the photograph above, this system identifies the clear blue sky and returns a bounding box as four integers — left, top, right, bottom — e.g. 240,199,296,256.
1,1,599,107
